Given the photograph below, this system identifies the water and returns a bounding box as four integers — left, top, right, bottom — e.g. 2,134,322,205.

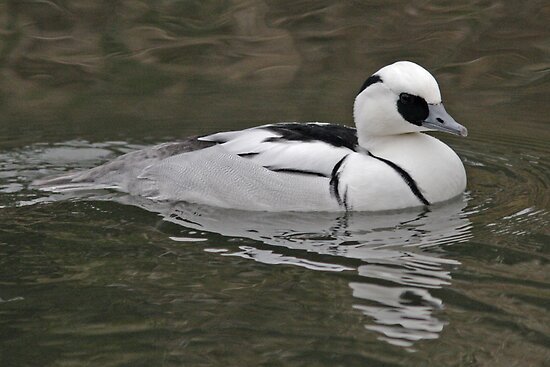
1,1,550,366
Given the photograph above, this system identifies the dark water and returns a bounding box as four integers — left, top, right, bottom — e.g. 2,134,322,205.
1,1,550,366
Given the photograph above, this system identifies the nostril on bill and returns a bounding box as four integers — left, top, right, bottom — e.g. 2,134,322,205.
436,118,444,123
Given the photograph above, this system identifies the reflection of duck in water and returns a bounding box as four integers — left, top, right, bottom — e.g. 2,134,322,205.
35,61,467,212
139,196,471,348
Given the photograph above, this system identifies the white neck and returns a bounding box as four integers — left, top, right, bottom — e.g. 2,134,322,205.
358,132,421,152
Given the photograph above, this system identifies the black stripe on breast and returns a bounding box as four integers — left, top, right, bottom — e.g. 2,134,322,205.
263,123,358,151
330,155,349,209
368,152,430,206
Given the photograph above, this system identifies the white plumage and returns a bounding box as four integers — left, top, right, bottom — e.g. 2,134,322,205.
200,123,352,177
34,61,468,212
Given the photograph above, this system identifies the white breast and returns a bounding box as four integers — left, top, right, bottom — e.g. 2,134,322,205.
335,153,421,211
364,133,467,205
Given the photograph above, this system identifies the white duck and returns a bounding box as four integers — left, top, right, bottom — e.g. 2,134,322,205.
35,61,467,212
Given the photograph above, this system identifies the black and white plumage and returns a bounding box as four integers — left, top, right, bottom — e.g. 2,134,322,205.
34,61,468,212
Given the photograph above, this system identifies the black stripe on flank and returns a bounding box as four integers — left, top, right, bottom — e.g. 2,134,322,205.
368,152,430,206
238,152,260,157
265,166,328,178
357,74,382,95
330,155,349,208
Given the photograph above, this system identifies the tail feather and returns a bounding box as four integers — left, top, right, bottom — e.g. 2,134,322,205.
32,172,119,192
31,138,215,194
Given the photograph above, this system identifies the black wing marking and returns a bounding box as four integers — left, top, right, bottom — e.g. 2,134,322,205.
262,123,358,151
264,167,328,177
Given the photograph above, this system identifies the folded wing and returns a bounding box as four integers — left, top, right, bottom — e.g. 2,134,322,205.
200,123,358,177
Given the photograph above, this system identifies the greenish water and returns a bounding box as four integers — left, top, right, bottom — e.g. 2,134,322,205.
1,1,550,366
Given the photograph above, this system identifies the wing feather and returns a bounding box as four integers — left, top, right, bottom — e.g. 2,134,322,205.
200,123,357,177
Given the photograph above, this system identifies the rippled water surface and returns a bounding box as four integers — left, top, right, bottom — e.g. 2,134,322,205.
1,1,549,366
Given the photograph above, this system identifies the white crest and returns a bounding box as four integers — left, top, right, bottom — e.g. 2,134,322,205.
376,61,441,103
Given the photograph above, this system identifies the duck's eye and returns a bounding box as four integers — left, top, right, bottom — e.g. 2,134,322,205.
399,93,413,104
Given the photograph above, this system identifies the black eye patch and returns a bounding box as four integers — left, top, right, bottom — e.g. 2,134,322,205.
397,93,429,126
